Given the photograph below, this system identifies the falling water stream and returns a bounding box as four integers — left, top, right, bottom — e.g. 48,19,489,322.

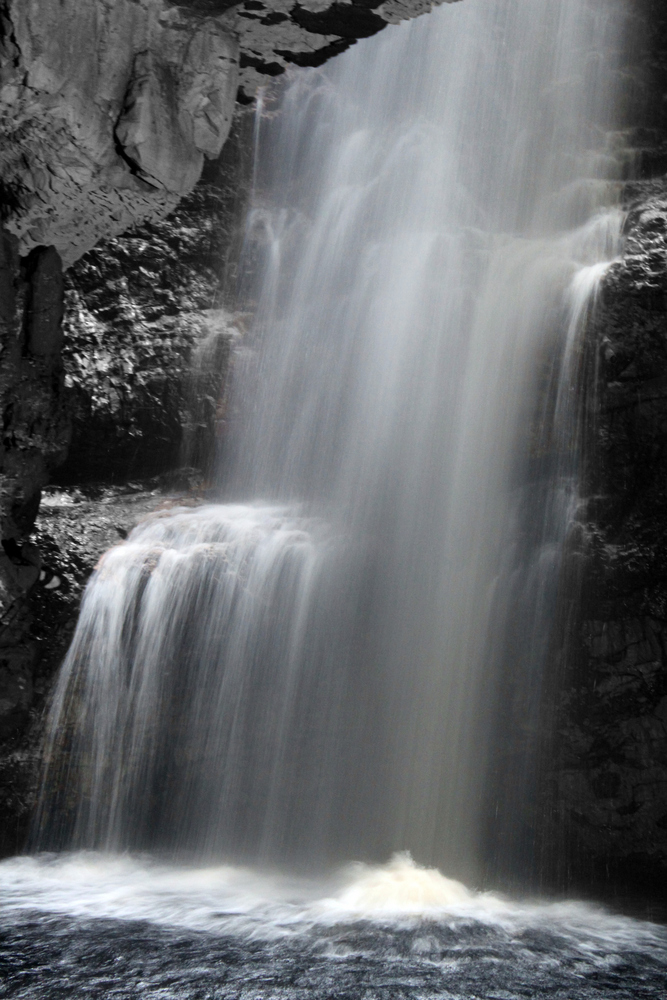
2,1,667,996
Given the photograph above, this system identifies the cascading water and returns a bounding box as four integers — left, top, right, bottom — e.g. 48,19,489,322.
5,3,667,996
35,0,626,892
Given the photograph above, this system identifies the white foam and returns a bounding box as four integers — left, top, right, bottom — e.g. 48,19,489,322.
319,852,472,915
0,851,664,956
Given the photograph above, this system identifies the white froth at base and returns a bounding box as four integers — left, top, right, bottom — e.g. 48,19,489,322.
320,852,472,915
0,850,664,959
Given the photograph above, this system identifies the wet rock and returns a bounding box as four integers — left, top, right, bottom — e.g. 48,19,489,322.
531,0,667,903
0,226,70,542
0,645,33,739
550,189,667,898
54,124,250,484
25,246,64,358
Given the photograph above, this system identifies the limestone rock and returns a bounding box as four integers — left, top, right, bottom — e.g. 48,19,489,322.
0,0,239,266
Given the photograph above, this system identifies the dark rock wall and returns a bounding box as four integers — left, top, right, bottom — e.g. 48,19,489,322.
0,226,69,841
543,0,667,909
0,232,69,541
56,121,251,484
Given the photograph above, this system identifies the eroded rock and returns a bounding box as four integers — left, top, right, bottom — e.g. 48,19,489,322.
547,182,667,901
0,0,239,266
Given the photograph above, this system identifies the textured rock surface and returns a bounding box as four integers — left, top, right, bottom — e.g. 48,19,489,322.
0,230,69,542
0,0,239,267
0,0,451,267
549,195,667,899
55,126,250,484
0,224,69,796
544,0,667,903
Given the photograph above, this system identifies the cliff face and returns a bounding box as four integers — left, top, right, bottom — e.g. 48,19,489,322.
0,0,453,268
55,128,249,485
543,0,667,908
0,0,239,267
0,0,241,576
549,196,667,905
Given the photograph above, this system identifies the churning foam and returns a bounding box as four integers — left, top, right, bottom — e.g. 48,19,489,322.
322,852,472,914
0,851,665,958
0,852,471,934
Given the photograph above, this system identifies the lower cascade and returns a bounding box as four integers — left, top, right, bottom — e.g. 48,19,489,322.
35,0,626,882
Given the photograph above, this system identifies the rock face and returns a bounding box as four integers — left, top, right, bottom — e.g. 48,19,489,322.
0,0,240,557
0,222,69,790
0,0,239,267
55,125,250,484
550,195,667,906
543,0,667,908
0,0,452,267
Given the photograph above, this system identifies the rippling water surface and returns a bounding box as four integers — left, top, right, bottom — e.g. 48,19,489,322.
1,854,666,998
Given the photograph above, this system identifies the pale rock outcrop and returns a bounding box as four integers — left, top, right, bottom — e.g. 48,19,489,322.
0,0,239,266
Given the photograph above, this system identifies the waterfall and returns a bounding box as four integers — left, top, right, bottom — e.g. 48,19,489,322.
35,0,627,887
